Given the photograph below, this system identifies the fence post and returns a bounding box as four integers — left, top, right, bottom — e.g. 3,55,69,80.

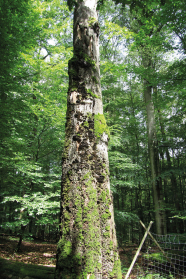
140,220,175,270
125,221,153,279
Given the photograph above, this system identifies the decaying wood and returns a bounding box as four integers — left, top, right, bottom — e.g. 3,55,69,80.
55,1,121,278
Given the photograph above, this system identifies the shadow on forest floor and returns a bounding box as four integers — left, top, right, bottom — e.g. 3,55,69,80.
0,235,56,278
0,235,57,266
0,258,55,279
0,235,140,278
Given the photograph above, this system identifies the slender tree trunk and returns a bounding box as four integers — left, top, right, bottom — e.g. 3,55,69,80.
143,80,166,235
17,224,26,252
55,1,121,278
154,87,183,232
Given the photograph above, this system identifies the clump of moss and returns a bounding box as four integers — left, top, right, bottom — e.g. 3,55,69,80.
100,190,107,202
63,138,71,160
84,54,96,71
105,225,110,231
94,113,110,139
62,177,71,204
83,121,89,127
92,76,98,84
58,240,72,259
88,17,98,27
57,237,72,271
109,253,122,279
87,88,99,99
71,87,78,91
83,171,91,180
87,112,93,119
101,212,111,220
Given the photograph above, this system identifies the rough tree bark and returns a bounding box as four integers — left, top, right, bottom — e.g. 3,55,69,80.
55,1,122,278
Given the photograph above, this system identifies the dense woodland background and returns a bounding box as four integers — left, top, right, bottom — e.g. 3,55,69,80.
1,0,186,245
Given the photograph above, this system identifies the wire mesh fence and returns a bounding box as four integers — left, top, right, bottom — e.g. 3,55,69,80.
136,233,186,279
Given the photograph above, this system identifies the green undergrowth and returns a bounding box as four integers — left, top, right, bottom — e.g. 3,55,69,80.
138,274,174,279
143,252,167,263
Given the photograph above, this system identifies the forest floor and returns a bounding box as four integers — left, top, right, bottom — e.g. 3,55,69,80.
0,235,140,278
0,235,57,267
119,244,142,278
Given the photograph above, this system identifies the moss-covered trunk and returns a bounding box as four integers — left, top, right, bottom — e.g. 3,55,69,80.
55,1,121,278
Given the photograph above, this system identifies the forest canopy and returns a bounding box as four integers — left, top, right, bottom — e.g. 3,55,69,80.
0,0,186,244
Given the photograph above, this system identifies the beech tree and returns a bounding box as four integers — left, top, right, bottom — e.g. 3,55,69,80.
129,2,169,235
55,0,122,278
108,0,168,235
0,0,71,242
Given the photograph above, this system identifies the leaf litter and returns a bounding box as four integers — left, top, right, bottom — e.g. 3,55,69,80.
0,236,57,267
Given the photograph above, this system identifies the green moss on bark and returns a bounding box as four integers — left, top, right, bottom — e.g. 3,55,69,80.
63,139,71,160
109,253,122,279
83,171,91,180
83,121,89,127
94,113,110,139
92,75,98,84
86,88,99,99
82,174,102,275
88,17,98,27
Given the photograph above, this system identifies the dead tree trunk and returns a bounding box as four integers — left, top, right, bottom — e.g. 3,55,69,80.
55,1,121,278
